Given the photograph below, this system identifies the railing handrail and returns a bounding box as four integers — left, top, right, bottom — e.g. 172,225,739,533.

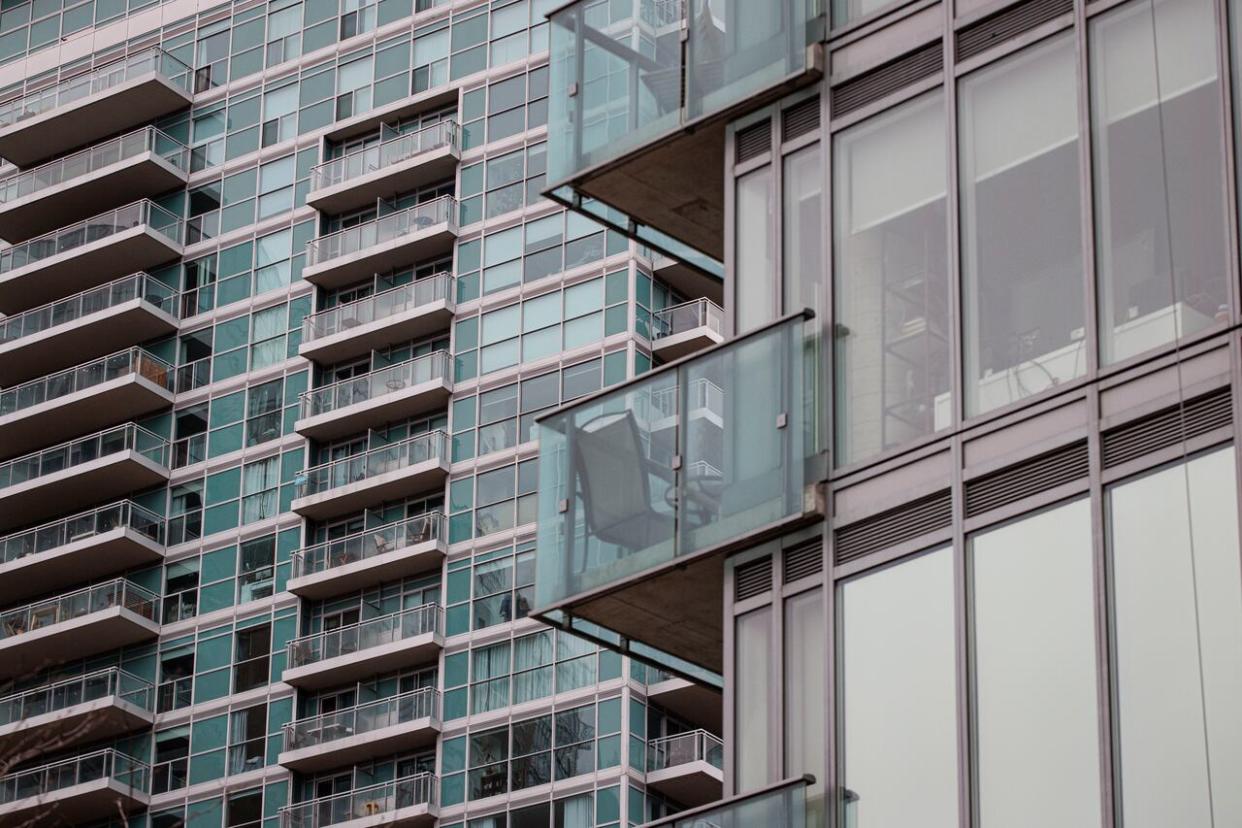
0,273,177,344
311,121,458,189
0,747,148,782
0,199,184,275
0,577,159,623
306,195,457,264
287,602,442,650
300,429,446,476
0,347,174,412
299,351,448,403
0,422,167,477
291,511,445,577
279,772,436,815
301,272,452,340
0,666,152,710
649,728,721,748
0,499,164,563
283,687,439,736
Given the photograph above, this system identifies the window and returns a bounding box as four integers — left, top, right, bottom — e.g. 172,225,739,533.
164,560,200,623
228,705,267,774
734,606,772,792
246,379,284,446
237,535,276,603
227,788,263,828
735,165,775,334
241,456,280,523
471,640,511,714
783,141,822,318
784,588,825,821
553,705,595,780
153,726,190,793
159,649,195,713
234,624,271,692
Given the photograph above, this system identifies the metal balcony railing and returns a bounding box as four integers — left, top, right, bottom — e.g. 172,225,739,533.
299,352,448,419
652,298,724,340
0,423,169,492
302,273,451,342
0,348,173,417
283,687,439,751
0,128,188,204
280,773,437,828
648,729,723,772
311,122,459,191
0,200,183,275
297,430,446,498
0,500,163,565
286,603,442,668
0,273,177,345
0,578,159,641
0,749,149,805
306,196,457,267
292,511,445,578
0,667,153,727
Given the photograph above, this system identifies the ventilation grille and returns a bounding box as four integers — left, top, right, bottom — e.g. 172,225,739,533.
736,120,771,163
783,542,823,583
834,490,952,566
1102,388,1233,469
956,0,1073,62
782,97,820,141
830,42,942,118
964,440,1088,518
735,556,773,601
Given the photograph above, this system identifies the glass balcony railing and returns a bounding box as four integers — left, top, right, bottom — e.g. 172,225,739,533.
653,298,724,341
535,313,820,609
302,273,452,342
287,603,442,668
0,128,188,205
0,49,192,129
283,687,439,752
547,0,820,187
0,348,173,417
300,352,449,420
292,512,445,579
280,773,437,828
311,122,459,191
649,730,723,772
0,273,178,345
0,578,159,641
0,423,170,492
306,196,457,267
0,200,183,275
297,431,447,498
0,500,163,566
0,749,150,805
0,667,153,727
643,777,811,828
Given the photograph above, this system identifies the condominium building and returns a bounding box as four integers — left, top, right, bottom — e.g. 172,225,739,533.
0,2,728,828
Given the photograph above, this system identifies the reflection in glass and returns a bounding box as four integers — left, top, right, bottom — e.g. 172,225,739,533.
834,91,949,464
971,499,1100,827
959,35,1085,416
735,606,772,792
736,166,775,334
1108,448,1242,828
840,547,957,828
1091,0,1229,365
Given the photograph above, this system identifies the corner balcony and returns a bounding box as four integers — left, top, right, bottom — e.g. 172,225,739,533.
289,512,445,600
0,668,154,758
279,688,440,773
533,314,823,674
300,274,454,365
303,197,458,291
291,430,449,521
646,731,723,807
0,273,179,386
0,750,149,823
0,579,160,679
0,200,184,315
0,348,175,459
280,773,437,828
307,122,460,214
0,48,192,167
651,298,724,362
0,501,164,606
295,352,451,441
0,424,170,531
546,0,822,263
645,669,722,732
282,603,443,689
0,128,189,244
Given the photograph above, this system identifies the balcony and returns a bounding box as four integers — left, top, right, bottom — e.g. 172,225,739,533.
280,773,437,828
646,730,723,807
645,670,722,732
303,197,458,290
0,501,164,606
0,424,170,531
0,749,149,823
0,200,183,314
289,512,445,600
0,348,175,459
0,668,154,758
300,274,454,365
641,776,813,828
653,254,724,305
0,48,193,167
0,580,160,679
0,128,189,243
307,122,460,214
651,298,725,362
279,688,440,773
0,273,179,386
283,603,443,689
291,430,449,521
546,0,822,261
533,314,822,673
295,352,452,441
